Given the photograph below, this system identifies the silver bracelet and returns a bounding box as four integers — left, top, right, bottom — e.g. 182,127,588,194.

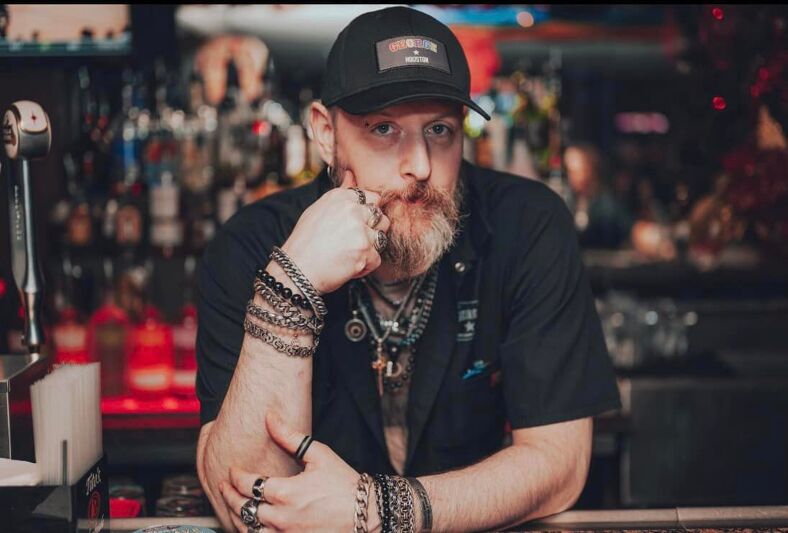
243,316,318,358
406,477,432,532
270,246,328,319
246,299,322,335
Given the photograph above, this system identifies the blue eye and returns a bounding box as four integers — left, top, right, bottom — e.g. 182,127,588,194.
373,124,392,135
428,124,451,136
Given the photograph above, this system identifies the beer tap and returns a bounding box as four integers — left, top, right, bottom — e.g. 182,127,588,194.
3,100,51,356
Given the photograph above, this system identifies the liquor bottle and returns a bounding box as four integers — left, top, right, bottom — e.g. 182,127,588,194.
285,123,314,187
171,256,198,398
126,261,174,399
87,259,131,397
52,259,90,365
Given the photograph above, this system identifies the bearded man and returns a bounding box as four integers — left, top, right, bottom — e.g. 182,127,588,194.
195,6,621,532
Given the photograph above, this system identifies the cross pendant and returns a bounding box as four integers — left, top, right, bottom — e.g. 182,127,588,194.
371,342,387,396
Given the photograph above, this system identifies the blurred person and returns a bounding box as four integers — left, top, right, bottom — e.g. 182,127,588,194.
564,143,633,249
195,7,620,532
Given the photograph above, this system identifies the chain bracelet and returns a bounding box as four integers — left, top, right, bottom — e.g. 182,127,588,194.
254,279,306,320
406,477,433,532
384,475,401,533
270,246,328,319
354,473,372,533
394,476,416,533
246,299,323,336
243,316,318,358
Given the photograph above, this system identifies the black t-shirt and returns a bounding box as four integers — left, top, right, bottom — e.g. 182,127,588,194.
196,161,622,476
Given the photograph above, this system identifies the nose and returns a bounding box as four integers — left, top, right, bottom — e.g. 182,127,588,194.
399,133,431,182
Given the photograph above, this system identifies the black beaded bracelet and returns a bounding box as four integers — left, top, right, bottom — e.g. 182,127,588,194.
255,268,312,311
373,474,393,533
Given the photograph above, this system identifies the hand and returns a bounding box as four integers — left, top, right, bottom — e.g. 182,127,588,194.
280,170,391,295
219,411,361,532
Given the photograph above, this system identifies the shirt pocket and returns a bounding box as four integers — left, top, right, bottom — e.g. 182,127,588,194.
436,363,504,452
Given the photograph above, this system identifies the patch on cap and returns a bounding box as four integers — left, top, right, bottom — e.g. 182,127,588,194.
376,35,451,74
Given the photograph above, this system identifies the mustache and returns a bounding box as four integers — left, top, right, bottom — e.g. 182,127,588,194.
378,181,450,211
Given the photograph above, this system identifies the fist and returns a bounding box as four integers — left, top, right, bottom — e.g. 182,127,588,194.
280,171,390,295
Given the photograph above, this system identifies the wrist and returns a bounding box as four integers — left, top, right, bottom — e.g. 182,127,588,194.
279,242,328,296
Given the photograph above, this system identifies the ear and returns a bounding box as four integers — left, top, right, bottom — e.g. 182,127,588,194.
309,101,336,167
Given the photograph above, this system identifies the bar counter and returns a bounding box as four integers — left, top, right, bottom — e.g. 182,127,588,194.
99,505,788,532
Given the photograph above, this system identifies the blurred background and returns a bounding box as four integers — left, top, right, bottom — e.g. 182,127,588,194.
0,3,786,520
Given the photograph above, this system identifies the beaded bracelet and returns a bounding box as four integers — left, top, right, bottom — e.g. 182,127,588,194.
255,268,312,311
372,474,392,533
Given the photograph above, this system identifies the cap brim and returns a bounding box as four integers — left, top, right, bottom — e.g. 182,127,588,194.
334,81,491,121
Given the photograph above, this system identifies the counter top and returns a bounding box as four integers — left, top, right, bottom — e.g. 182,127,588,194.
101,505,788,532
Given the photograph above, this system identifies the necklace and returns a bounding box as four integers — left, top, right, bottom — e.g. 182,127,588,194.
362,276,409,308
353,274,425,396
355,266,439,395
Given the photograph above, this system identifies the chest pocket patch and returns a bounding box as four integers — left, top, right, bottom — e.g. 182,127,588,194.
456,300,478,343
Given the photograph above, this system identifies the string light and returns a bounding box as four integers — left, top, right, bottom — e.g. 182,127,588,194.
711,7,724,21
712,96,727,111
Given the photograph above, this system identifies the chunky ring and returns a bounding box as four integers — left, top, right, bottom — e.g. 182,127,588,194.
350,187,366,205
365,204,383,228
373,230,388,252
295,435,314,461
252,477,268,503
240,497,260,527
247,526,264,533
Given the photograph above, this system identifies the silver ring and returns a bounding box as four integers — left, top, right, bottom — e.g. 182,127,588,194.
374,230,388,252
252,477,268,503
350,187,366,205
240,497,260,527
365,204,383,228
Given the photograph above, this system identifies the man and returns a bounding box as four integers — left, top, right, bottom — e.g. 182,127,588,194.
196,6,621,532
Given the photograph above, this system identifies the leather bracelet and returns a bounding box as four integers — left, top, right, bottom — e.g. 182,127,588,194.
243,316,318,358
406,477,433,532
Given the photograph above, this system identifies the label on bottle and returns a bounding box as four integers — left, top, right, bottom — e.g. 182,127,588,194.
150,219,183,248
172,369,196,389
67,205,93,247
150,183,180,219
116,204,142,245
129,366,171,392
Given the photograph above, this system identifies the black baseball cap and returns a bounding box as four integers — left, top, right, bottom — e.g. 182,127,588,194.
321,6,491,120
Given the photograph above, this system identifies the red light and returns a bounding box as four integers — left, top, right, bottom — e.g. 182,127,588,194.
251,120,270,136
758,67,770,81
712,96,727,111
0,278,6,298
163,397,179,410
711,7,724,20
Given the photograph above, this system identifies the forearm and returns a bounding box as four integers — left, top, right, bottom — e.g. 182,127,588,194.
418,441,585,532
198,261,314,524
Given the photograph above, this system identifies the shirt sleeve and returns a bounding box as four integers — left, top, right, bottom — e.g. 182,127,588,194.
499,193,622,429
195,206,279,425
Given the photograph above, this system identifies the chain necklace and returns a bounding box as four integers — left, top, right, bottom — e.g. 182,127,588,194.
353,274,425,396
356,266,439,394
